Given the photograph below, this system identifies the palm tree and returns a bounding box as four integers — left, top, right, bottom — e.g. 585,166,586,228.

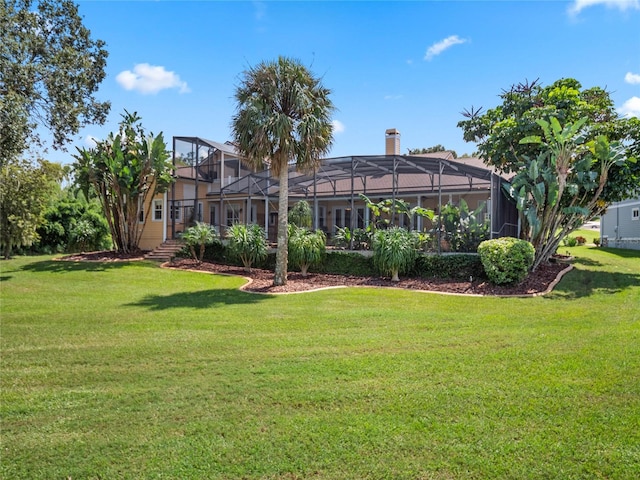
231,57,334,286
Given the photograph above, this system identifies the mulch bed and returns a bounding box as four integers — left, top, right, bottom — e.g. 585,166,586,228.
59,251,570,296
167,258,569,296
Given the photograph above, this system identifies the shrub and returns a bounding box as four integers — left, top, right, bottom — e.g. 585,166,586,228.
288,226,326,276
575,236,587,246
413,254,485,280
593,237,601,247
562,236,578,247
226,223,268,272
372,227,418,281
309,251,375,276
477,237,535,285
181,222,219,264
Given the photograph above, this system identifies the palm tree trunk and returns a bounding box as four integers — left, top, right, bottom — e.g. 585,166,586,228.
274,166,289,286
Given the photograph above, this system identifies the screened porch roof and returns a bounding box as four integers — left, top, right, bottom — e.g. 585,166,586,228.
220,154,500,198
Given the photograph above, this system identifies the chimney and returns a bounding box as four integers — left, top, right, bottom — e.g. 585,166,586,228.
385,128,400,155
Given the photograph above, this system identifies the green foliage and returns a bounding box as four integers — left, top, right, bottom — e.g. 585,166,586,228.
288,200,313,228
458,77,639,209
288,226,326,276
507,117,628,269
434,200,489,252
35,188,111,253
0,159,64,258
226,223,268,272
232,56,335,285
0,0,109,164
333,226,371,250
181,222,218,264
372,227,419,281
413,254,485,280
360,193,434,231
407,144,458,158
309,251,376,276
73,111,173,254
562,236,579,247
478,237,535,285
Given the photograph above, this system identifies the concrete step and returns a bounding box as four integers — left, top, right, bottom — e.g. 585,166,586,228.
144,240,185,262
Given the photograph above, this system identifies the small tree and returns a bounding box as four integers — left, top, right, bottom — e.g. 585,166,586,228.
372,227,418,282
510,117,628,270
226,223,268,272
288,226,326,277
288,200,313,228
0,159,64,258
181,222,218,264
73,111,173,254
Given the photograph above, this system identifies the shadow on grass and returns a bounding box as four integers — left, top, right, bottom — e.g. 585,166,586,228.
549,269,640,299
19,259,153,274
0,275,12,282
571,257,603,267
125,288,265,310
598,247,640,259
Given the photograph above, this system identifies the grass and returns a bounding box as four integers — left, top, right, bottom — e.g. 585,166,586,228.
1,248,639,479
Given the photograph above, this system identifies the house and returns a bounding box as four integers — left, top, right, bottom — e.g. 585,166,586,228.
138,129,518,251
600,197,640,250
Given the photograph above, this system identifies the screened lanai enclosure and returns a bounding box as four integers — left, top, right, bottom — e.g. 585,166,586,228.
170,136,518,248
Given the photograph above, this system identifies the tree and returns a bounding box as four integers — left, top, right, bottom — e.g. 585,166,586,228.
288,200,313,228
226,223,268,273
407,145,457,158
0,159,63,258
36,187,111,253
0,0,109,165
288,225,325,277
231,56,335,286
73,111,173,254
372,227,418,282
458,78,639,202
458,78,639,268
181,222,218,264
509,117,627,270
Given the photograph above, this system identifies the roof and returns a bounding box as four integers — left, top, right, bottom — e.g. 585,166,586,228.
173,136,239,156
220,154,501,197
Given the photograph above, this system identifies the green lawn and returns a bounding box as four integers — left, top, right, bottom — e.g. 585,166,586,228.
1,247,639,479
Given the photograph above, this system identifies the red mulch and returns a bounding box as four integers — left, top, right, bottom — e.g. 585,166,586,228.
59,251,570,296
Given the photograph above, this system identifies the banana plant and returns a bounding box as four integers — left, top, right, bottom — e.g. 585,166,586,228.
508,116,629,270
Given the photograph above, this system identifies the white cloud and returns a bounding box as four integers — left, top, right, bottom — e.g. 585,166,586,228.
332,119,345,134
116,63,190,95
253,1,267,20
384,94,404,101
424,35,467,61
618,96,640,117
84,135,99,148
568,0,639,15
625,72,640,84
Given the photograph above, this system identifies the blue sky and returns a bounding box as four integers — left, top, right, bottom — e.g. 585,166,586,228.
47,0,640,163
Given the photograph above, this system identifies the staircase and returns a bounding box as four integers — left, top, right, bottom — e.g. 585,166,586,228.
144,239,185,262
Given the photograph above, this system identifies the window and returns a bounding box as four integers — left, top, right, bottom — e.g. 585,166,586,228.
227,205,241,226
170,201,181,221
633,207,639,221
318,206,326,229
153,200,163,221
209,204,216,226
357,207,366,229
